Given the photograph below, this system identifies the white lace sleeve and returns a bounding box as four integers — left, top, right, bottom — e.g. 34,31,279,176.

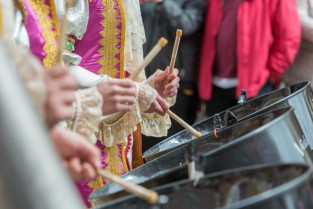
136,82,172,137
71,86,103,144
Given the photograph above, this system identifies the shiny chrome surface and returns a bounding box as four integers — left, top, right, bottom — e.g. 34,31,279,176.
95,163,313,209
143,82,313,162
89,107,313,205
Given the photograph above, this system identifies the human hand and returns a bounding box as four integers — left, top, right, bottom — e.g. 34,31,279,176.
154,67,180,98
96,79,137,115
50,126,101,181
44,65,78,129
144,94,170,116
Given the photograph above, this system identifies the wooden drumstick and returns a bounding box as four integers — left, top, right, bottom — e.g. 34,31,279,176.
129,38,168,80
169,29,182,74
97,169,159,204
165,109,202,138
56,0,72,64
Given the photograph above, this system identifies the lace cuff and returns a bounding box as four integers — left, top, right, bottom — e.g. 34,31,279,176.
141,112,171,137
135,82,157,112
71,86,103,144
144,73,156,89
97,105,141,147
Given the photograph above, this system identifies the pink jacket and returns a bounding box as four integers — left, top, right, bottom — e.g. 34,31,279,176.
198,0,301,100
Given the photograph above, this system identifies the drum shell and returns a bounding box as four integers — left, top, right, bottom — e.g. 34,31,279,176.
89,107,313,206
94,163,313,209
143,82,313,162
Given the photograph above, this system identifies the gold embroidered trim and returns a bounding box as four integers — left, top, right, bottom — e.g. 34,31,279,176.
97,0,125,78
28,0,58,69
0,3,3,38
121,140,129,173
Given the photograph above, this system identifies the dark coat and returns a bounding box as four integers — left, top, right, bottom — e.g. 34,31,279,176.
141,0,207,86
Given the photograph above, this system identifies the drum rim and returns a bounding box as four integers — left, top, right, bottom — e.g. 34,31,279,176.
93,163,312,209
143,82,310,158
201,106,296,158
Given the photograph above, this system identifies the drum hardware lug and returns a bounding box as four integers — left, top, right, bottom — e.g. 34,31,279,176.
214,114,224,129
298,134,309,150
224,110,238,126
185,143,196,180
193,153,205,186
237,89,247,105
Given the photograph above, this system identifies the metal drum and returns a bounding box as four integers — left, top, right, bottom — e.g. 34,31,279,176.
89,107,313,206
143,82,313,162
94,163,313,209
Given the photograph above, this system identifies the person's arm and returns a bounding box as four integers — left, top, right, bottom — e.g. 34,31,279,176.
156,0,207,36
267,0,301,82
297,0,313,43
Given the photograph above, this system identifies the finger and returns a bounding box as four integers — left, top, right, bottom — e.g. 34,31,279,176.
163,89,178,97
76,139,101,170
169,68,179,76
49,65,69,77
165,76,180,90
114,103,134,112
156,95,170,110
82,163,97,180
152,102,165,116
111,95,136,105
110,79,135,89
58,75,78,90
56,105,74,121
109,85,137,97
59,91,76,106
165,77,180,89
157,67,170,81
119,96,137,105
67,158,83,181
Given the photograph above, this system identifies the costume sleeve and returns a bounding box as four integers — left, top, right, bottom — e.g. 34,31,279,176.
297,0,313,43
267,0,301,82
12,46,46,117
157,0,207,36
71,86,103,144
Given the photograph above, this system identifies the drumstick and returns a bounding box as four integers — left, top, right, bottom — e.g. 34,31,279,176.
56,0,72,64
168,29,182,76
165,109,202,138
97,169,159,204
129,38,168,80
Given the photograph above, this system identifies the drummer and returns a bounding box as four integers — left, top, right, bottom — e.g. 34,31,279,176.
57,0,180,207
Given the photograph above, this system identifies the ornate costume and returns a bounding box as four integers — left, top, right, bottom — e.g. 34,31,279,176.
56,0,173,207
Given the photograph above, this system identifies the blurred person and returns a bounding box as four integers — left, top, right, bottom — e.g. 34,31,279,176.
0,1,101,182
140,0,206,151
283,0,313,88
198,0,301,116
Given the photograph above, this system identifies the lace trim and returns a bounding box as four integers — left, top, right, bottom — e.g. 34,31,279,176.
97,104,141,147
122,0,146,82
136,82,157,112
71,86,103,144
141,112,171,137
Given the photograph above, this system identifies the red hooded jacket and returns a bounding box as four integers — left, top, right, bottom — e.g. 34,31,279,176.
198,0,301,100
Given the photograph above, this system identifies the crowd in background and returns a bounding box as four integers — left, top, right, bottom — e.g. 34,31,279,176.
140,0,311,151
